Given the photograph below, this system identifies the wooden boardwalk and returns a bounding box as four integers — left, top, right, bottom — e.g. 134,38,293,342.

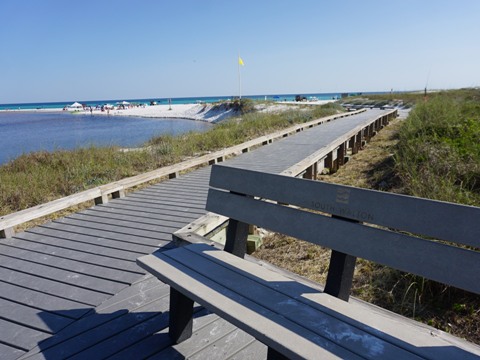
1,109,394,360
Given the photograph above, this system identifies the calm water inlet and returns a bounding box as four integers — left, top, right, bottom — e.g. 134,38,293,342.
0,112,212,165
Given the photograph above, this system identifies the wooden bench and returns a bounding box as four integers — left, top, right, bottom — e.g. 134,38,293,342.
137,164,480,359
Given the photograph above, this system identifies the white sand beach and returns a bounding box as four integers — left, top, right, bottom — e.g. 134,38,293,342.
110,100,335,122
110,103,237,123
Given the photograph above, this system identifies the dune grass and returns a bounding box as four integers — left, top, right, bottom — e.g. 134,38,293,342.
0,101,343,216
395,92,480,205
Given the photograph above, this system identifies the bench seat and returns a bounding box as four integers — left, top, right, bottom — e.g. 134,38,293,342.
138,243,480,360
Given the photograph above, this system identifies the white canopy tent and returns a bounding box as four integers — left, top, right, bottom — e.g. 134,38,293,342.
69,102,83,109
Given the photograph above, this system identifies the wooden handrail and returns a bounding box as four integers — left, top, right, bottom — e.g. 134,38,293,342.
0,109,374,238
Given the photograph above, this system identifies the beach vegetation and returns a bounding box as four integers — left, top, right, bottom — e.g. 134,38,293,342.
395,93,480,204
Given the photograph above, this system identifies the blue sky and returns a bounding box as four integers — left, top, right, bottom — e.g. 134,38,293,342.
1,0,479,103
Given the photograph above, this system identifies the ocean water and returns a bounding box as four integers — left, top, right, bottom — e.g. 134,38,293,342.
0,112,211,165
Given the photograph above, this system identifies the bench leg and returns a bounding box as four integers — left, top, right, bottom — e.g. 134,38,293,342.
267,347,289,360
225,219,249,258
169,288,194,343
324,250,357,301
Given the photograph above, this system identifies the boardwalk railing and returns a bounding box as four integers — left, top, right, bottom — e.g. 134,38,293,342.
0,109,397,238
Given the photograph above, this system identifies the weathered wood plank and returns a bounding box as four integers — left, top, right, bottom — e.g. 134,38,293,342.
128,193,207,206
207,189,480,294
210,165,480,248
17,231,143,264
78,208,193,229
0,254,127,295
0,342,25,360
23,278,170,358
138,187,209,200
67,313,169,360
188,328,257,360
106,198,206,216
32,224,160,254
104,327,172,360
228,339,268,360
100,198,207,218
0,298,72,334
125,194,208,210
0,318,50,352
66,212,181,234
0,244,142,283
0,266,109,306
148,313,234,360
94,276,167,313
52,217,172,243
87,205,200,225
0,281,91,319
146,184,209,196
4,236,141,273
23,296,171,360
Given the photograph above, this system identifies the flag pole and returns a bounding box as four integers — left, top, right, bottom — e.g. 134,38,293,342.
238,54,242,99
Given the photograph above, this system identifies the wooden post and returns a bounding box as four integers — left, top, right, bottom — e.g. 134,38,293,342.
348,136,355,152
324,152,333,172
353,131,361,154
362,127,369,144
111,189,125,199
169,288,194,343
0,227,14,239
94,194,109,205
303,165,315,180
332,147,340,173
337,143,346,166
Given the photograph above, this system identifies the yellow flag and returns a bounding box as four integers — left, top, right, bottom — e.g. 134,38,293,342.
238,56,245,66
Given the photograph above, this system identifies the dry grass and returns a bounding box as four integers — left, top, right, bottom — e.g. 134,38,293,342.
252,117,480,344
317,117,404,190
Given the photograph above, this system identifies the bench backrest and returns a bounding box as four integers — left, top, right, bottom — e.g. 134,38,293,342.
206,165,480,296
